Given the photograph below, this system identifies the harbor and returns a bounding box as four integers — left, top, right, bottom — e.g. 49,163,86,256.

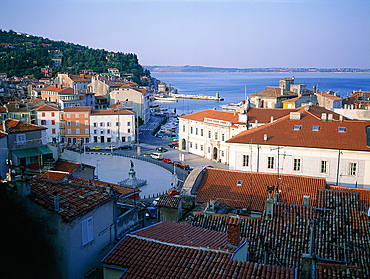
170,92,224,101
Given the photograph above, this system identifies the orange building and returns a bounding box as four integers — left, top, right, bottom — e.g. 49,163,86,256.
63,106,92,146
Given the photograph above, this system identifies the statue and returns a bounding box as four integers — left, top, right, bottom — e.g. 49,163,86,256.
130,160,134,169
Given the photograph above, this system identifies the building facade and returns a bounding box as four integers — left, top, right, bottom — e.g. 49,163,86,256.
63,106,92,146
34,104,61,143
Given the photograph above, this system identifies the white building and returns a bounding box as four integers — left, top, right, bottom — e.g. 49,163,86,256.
178,107,296,164
227,108,370,188
34,104,62,143
90,109,136,144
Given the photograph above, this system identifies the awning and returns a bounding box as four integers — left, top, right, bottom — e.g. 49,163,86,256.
12,146,52,158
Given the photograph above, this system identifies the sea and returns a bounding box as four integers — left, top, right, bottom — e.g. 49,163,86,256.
151,72,370,115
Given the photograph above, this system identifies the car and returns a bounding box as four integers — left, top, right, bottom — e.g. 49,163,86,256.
163,158,172,164
150,152,164,160
180,164,190,170
146,207,158,219
105,144,117,150
92,146,102,150
156,147,168,152
118,145,132,150
172,161,182,167
168,142,179,148
83,146,91,151
167,189,180,196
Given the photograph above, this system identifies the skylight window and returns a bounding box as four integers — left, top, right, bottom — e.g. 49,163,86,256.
312,126,320,131
237,180,243,186
338,127,347,133
293,125,302,131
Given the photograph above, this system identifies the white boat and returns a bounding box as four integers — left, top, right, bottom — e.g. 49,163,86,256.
153,95,178,102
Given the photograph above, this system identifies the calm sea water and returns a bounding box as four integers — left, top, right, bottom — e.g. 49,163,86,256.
151,72,370,115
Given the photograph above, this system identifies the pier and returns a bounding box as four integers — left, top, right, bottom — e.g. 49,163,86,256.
170,93,224,101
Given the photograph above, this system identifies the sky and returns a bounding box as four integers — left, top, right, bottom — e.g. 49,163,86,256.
1,0,369,69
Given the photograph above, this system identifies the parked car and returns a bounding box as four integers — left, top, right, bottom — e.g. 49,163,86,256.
172,161,182,167
146,207,158,219
167,189,180,196
180,164,190,170
105,144,117,150
168,142,179,148
83,146,91,151
150,152,164,160
156,147,168,152
163,158,172,164
92,146,102,150
118,144,132,150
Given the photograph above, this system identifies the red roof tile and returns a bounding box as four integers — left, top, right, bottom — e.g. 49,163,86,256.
63,106,92,112
41,170,69,180
54,159,80,173
195,168,326,211
0,119,46,133
227,109,370,151
91,109,135,115
34,104,60,111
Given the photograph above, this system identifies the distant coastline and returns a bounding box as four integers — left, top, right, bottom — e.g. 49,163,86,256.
145,65,369,73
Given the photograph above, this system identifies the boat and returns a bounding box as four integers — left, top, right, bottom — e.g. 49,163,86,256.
153,95,178,102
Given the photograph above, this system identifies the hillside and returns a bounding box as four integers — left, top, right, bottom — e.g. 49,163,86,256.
0,29,150,84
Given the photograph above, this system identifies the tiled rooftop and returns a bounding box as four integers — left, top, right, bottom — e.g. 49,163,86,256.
227,109,370,151
63,106,92,112
157,195,182,208
0,119,46,133
41,170,69,180
102,222,295,278
91,109,135,115
34,104,60,111
54,159,80,173
29,177,119,221
194,167,327,211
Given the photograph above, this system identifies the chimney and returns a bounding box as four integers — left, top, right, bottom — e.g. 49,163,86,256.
53,191,60,212
265,197,274,220
263,134,268,141
227,216,240,248
303,195,310,206
274,193,279,202
238,113,248,124
339,115,344,122
290,112,301,120
255,119,258,127
321,113,327,121
270,116,274,123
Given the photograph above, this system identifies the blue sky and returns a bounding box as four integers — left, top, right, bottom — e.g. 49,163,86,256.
1,0,369,68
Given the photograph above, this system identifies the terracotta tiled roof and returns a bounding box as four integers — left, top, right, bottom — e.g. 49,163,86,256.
131,221,244,249
194,168,326,211
227,109,370,151
249,86,282,98
0,107,6,113
329,185,370,211
179,109,242,123
29,177,119,221
41,85,74,94
157,195,181,208
70,177,139,198
34,104,60,111
41,170,69,180
95,96,106,100
27,98,44,105
316,92,343,101
305,105,342,120
91,109,135,115
246,107,297,123
0,119,46,133
54,159,80,173
102,222,295,278
63,106,92,112
5,103,29,112
282,96,300,103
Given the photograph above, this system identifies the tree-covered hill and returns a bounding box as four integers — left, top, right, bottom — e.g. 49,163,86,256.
0,29,150,84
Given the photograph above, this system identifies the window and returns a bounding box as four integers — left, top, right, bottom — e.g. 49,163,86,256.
84,114,88,118
293,125,302,131
349,162,357,176
183,125,185,132
51,120,56,125
81,217,94,245
42,112,46,117
16,134,26,145
222,134,225,141
128,129,131,133
67,129,71,135
85,129,89,134
195,143,198,149
243,155,249,167
107,129,111,134
267,157,275,169
76,129,80,134
215,132,218,140
85,120,88,126
51,112,55,117
52,129,56,134
320,160,328,174
41,120,47,125
221,150,225,157
76,114,79,118
338,127,347,133
127,121,131,126
201,129,203,136
66,114,71,118
100,122,104,127
190,127,193,134
190,142,192,148
93,122,97,127
208,131,211,138
100,130,104,134
76,120,80,126
200,145,203,151
208,147,210,153
293,158,301,171
195,128,198,135
67,121,71,126
107,122,111,127
116,122,119,126
312,126,320,131
93,129,97,134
